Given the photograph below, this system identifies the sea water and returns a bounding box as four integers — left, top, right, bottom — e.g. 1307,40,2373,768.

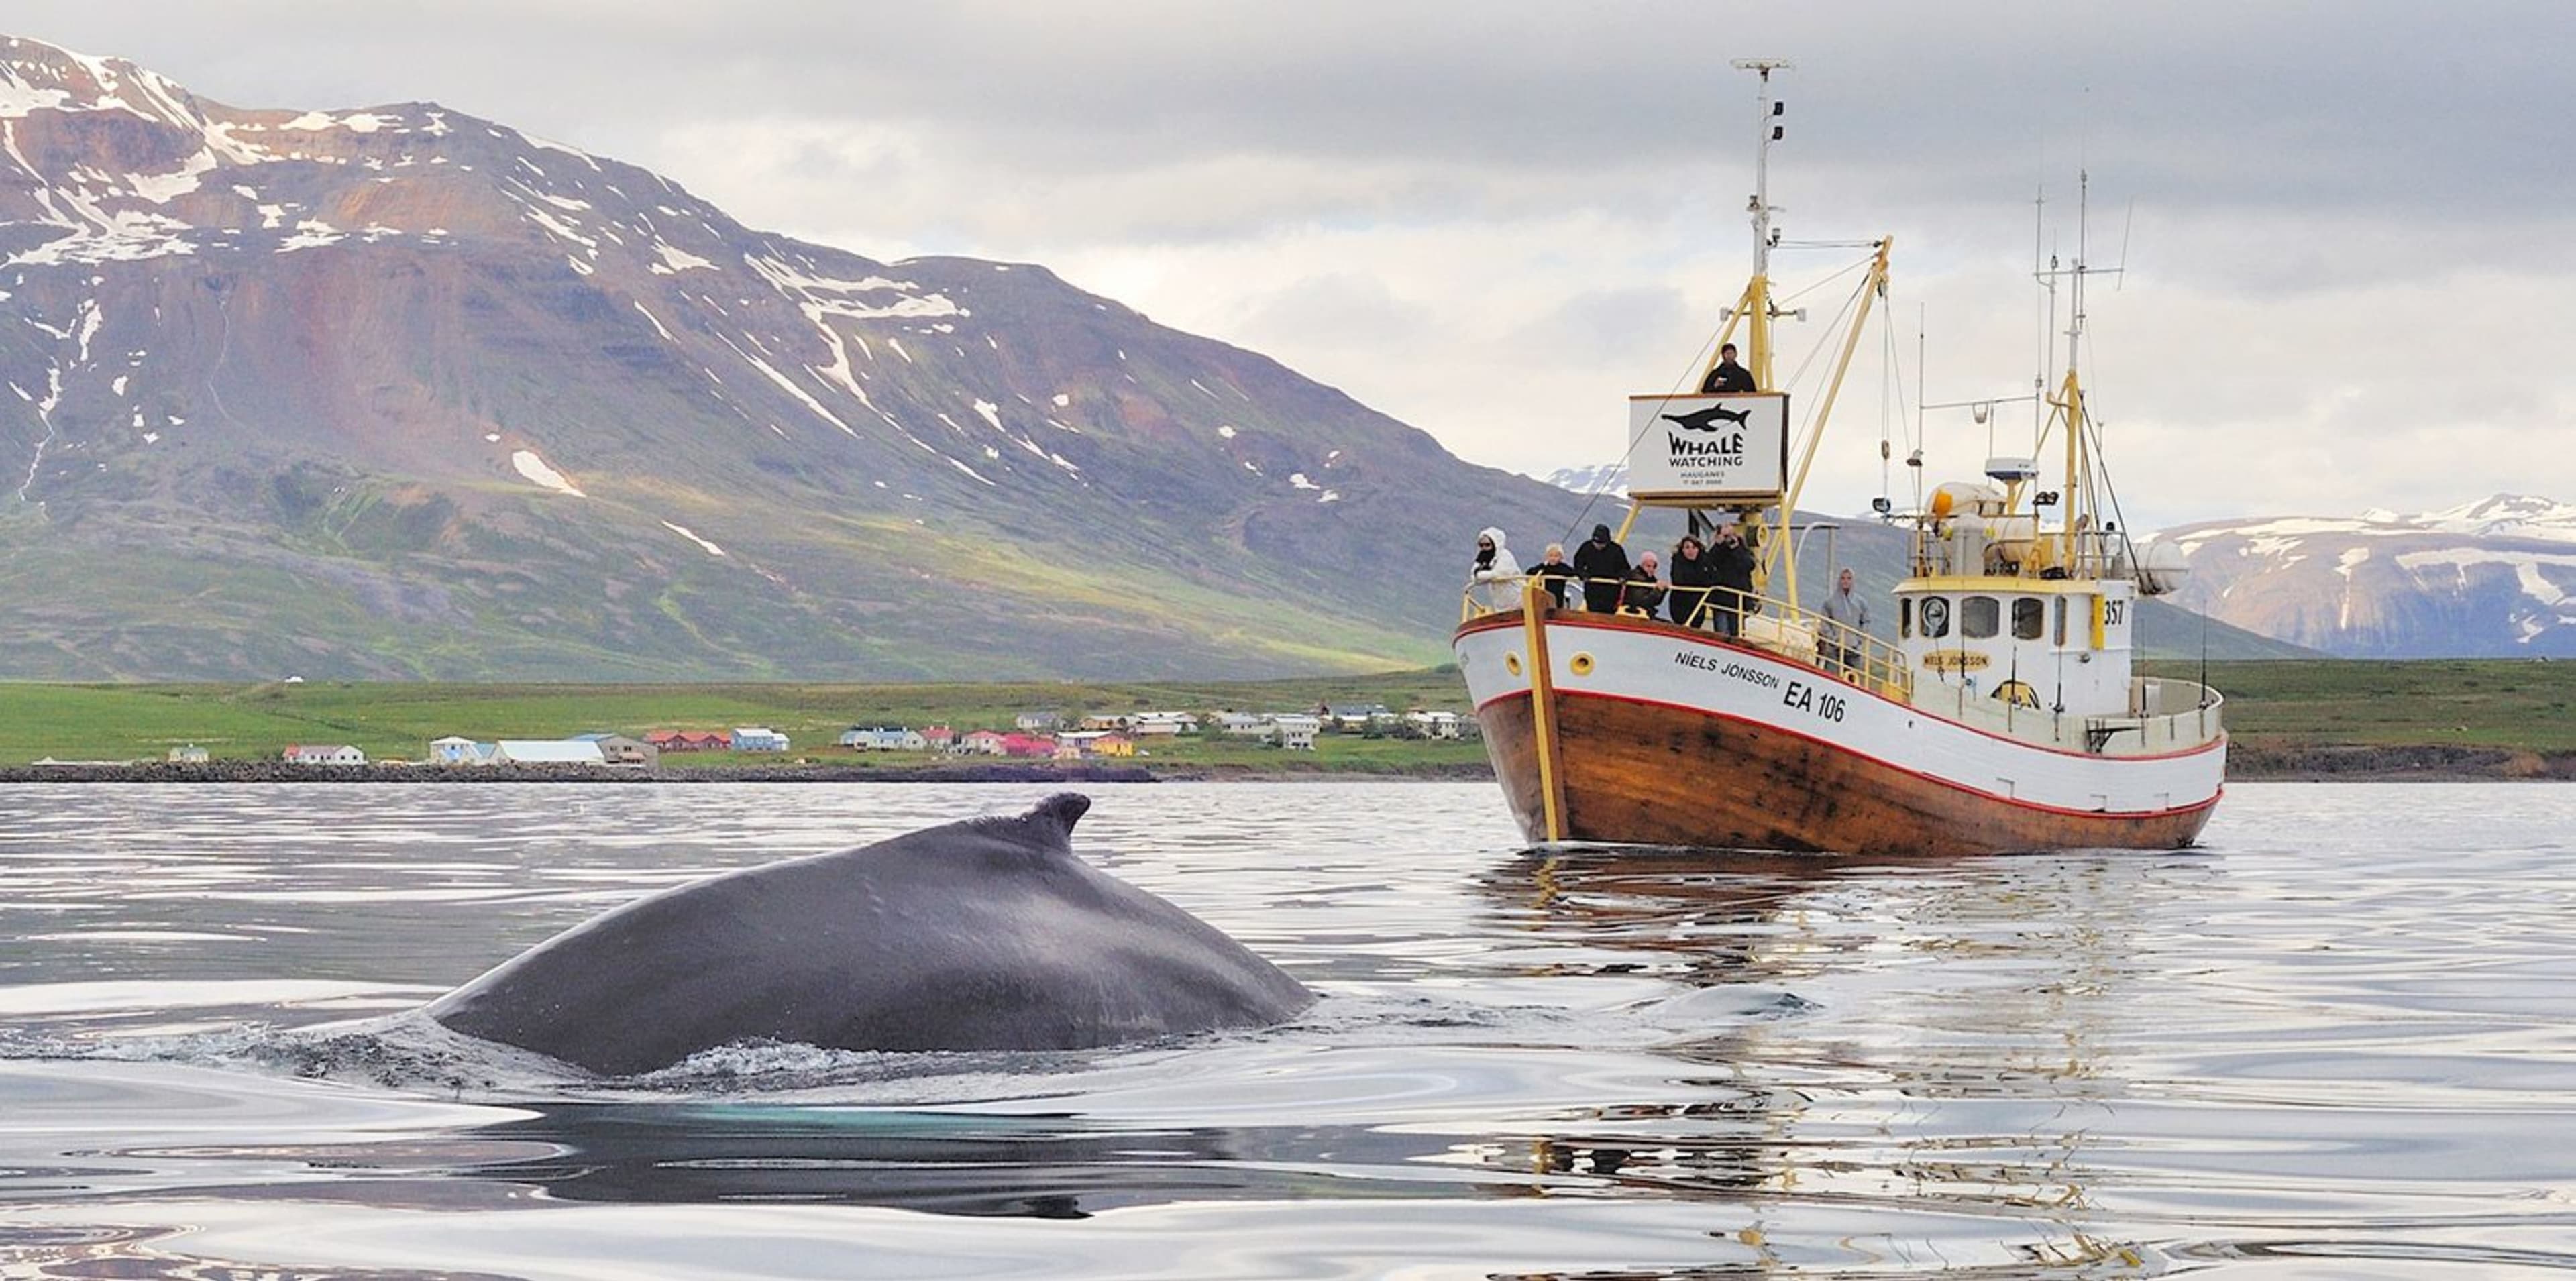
2,781,2573,1278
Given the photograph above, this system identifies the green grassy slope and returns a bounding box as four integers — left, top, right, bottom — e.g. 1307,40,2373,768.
2143,658,2576,752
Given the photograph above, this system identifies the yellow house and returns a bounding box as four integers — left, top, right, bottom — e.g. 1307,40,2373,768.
1058,731,1137,757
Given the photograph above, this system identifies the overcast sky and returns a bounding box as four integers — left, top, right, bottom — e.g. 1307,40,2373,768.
16,1,2572,528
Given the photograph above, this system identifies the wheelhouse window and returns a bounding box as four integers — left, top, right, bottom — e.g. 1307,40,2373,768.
1962,595,2000,639
1900,596,1913,638
2012,596,2045,640
2053,598,2069,647
1919,595,1951,639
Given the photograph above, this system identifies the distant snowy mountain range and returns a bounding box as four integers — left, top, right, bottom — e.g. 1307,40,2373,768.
1538,459,2571,658
2154,494,2576,657
1542,462,1629,500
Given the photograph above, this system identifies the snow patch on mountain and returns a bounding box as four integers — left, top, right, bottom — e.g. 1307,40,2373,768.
720,335,857,439
511,450,585,497
278,220,345,252
745,255,965,323
1543,462,1629,498
125,148,217,203
2396,549,2575,607
651,242,713,274
660,521,725,557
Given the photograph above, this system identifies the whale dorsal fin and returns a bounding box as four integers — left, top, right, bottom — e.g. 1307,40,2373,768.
963,792,1091,854
1027,791,1091,837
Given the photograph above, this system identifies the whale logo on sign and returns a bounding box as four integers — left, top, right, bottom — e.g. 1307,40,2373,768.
1661,405,1754,433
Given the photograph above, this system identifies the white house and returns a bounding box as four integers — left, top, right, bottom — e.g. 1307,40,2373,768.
166,744,209,763
1214,712,1271,736
1325,703,1395,730
428,736,493,766
839,726,928,751
731,727,790,753
1404,710,1462,740
1270,714,1320,751
493,740,608,766
283,744,366,766
1130,711,1199,736
570,733,659,767
1014,711,1060,732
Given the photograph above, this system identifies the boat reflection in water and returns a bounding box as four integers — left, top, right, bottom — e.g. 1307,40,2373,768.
1472,842,2190,1273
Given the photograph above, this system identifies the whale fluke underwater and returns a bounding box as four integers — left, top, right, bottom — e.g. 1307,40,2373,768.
425,793,1315,1074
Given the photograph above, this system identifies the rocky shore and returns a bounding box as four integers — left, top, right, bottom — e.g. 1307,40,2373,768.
2224,744,2576,781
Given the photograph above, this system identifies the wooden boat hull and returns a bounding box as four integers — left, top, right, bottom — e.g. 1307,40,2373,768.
1456,614,2222,856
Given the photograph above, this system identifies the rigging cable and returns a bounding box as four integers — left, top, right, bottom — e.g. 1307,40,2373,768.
1556,249,1879,550
1555,322,1727,548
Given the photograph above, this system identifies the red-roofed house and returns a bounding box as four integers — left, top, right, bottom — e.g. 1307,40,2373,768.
646,730,731,752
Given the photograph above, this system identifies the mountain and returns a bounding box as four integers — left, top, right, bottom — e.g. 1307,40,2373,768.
1542,462,1628,500
2151,495,2576,657
1,35,1585,681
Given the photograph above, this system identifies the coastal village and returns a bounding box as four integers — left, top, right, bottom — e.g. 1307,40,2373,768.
138,705,1470,770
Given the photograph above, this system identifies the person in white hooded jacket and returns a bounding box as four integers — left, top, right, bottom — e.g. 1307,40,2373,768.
1468,526,1523,611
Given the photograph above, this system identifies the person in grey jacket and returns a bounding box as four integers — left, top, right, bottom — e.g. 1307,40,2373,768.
1817,567,1871,676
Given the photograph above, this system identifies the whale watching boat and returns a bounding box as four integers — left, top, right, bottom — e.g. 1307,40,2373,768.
1453,62,2224,855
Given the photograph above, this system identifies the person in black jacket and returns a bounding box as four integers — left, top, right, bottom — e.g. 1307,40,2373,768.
1699,342,1756,394
1531,543,1578,608
1620,552,1665,617
1570,524,1628,613
1665,534,1719,627
1707,522,1757,638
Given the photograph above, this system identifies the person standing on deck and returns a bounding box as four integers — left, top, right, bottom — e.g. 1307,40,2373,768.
1700,343,1756,394
1666,534,1719,628
1532,543,1578,608
1707,522,1756,638
1621,552,1666,618
1817,567,1871,676
1468,527,1522,612
1571,524,1629,613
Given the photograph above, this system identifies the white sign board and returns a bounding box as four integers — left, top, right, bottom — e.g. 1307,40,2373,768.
1624,392,1788,500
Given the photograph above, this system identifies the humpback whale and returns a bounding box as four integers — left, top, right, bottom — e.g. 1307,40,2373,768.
425,794,1314,1074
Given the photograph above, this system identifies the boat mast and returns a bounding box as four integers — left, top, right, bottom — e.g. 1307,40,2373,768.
2047,170,2112,576
1729,58,1792,391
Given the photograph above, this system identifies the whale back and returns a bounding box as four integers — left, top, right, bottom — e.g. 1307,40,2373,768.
425,793,1313,1074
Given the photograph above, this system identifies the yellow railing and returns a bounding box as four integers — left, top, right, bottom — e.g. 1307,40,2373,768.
1459,576,1911,698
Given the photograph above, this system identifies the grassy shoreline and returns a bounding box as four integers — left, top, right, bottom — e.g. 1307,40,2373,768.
2,659,2570,781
